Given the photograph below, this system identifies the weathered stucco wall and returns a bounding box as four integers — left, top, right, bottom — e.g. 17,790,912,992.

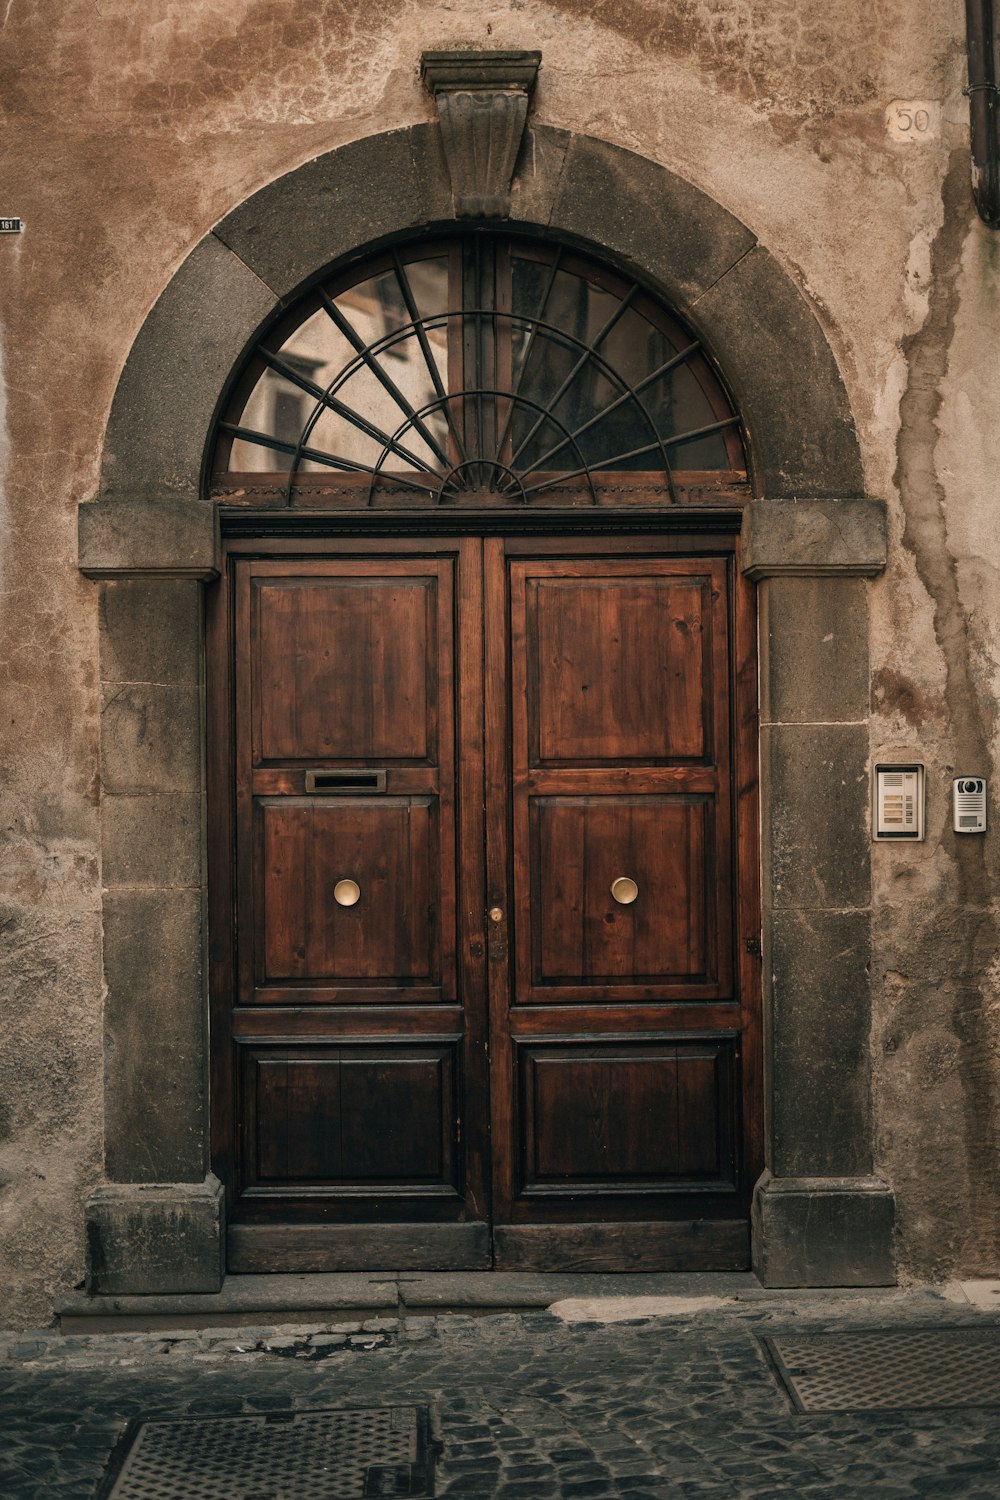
0,0,997,1324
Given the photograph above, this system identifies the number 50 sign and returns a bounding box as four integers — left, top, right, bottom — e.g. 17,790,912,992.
886,100,941,143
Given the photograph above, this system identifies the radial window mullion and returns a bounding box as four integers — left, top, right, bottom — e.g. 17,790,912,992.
212,232,746,502
495,245,563,466
218,423,433,492
391,249,469,469
662,416,742,450
508,285,639,469
317,289,452,470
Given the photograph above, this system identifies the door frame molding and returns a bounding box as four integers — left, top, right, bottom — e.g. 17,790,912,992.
78,122,893,1295
208,516,763,1274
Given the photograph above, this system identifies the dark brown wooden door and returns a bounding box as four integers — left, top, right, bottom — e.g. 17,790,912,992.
486,538,758,1269
217,541,491,1271
210,532,760,1272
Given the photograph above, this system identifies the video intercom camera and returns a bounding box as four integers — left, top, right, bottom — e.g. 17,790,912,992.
953,777,987,833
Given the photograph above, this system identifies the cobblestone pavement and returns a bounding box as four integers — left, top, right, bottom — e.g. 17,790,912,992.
2,1289,1000,1499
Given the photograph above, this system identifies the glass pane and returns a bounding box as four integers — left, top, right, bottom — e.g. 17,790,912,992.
510,254,731,473
646,361,730,468
406,256,450,321
227,307,348,471
608,315,728,468
226,258,450,475
229,367,324,473
511,263,618,380
219,241,740,487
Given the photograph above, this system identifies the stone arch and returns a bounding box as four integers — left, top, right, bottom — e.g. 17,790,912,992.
95,123,863,514
78,123,893,1300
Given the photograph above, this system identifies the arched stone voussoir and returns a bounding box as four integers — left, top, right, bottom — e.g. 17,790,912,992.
213,124,453,303
695,248,864,498
101,234,279,501
545,131,757,310
208,122,762,316
98,121,865,511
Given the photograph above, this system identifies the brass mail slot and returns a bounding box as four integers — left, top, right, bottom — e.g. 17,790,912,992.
304,769,387,793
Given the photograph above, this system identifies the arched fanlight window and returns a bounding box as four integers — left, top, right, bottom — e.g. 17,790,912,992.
211,236,747,506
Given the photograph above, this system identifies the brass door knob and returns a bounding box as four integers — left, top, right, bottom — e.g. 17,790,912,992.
488,906,504,923
334,879,361,907
610,877,638,905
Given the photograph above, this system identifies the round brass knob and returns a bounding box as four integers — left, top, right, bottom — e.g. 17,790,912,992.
488,906,504,923
610,877,638,905
333,879,361,907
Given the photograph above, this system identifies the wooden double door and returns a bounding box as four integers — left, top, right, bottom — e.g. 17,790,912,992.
210,530,761,1272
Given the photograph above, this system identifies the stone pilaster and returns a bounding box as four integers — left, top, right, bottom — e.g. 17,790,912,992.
744,498,895,1286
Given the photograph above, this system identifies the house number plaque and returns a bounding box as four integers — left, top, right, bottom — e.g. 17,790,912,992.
885,101,941,143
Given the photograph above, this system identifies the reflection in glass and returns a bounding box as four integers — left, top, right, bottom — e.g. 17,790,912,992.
228,257,450,475
510,255,730,473
218,238,743,498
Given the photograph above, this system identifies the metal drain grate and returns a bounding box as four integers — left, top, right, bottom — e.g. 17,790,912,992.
96,1405,437,1499
764,1328,1000,1412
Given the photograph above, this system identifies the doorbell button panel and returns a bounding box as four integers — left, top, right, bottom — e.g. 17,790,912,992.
873,764,925,840
953,777,987,833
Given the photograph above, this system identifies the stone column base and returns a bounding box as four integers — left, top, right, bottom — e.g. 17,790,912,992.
85,1176,225,1295
752,1171,895,1287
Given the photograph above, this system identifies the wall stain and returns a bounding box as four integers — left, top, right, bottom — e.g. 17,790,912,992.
892,145,1000,1272
871,666,946,728
0,0,910,135
547,0,897,122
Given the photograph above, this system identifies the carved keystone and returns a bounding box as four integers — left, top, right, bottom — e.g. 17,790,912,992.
421,50,541,218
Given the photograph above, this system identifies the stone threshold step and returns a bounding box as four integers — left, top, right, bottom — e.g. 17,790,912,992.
58,1271,766,1331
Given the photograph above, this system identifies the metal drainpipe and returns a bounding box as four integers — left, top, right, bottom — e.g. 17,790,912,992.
965,0,1000,227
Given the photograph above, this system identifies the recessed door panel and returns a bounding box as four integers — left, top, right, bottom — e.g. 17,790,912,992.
509,556,732,1009
240,1042,459,1193
252,576,437,764
526,794,716,992
237,557,458,1010
257,797,443,989
518,1039,737,1193
526,575,713,765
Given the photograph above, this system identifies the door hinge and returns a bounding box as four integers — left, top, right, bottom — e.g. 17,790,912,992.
745,936,762,958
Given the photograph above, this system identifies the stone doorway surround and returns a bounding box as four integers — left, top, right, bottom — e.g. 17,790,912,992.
78,87,891,1294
